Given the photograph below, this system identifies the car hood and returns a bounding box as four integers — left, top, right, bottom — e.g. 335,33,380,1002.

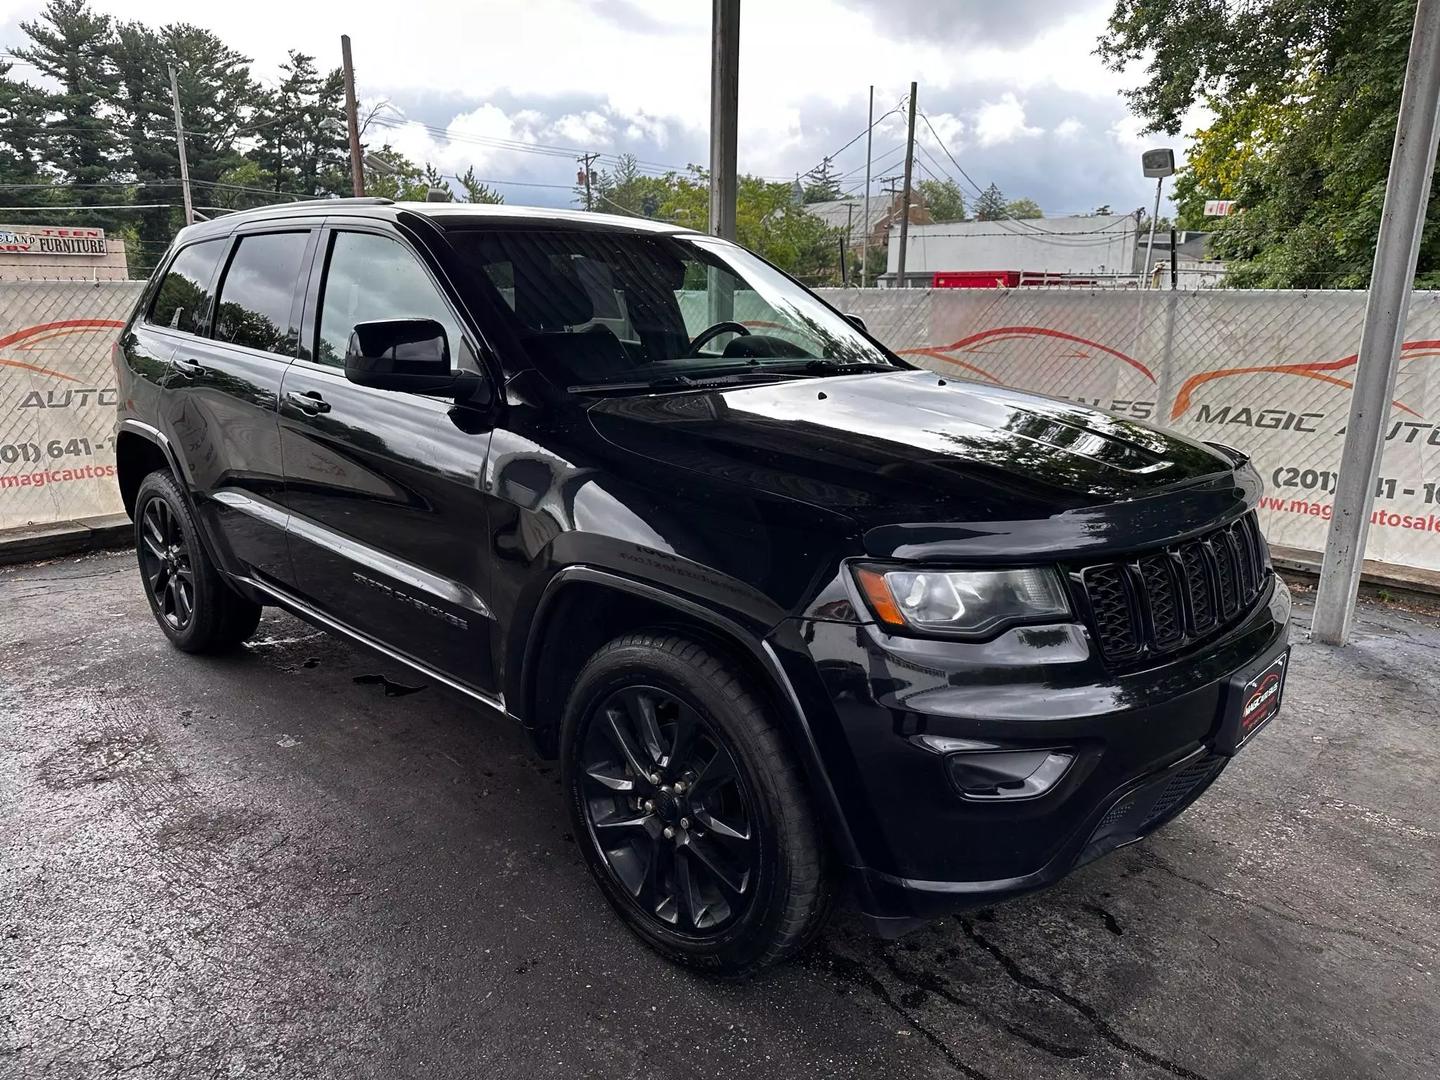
585,371,1255,562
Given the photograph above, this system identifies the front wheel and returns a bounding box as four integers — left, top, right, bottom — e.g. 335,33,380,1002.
561,632,832,976
134,470,262,654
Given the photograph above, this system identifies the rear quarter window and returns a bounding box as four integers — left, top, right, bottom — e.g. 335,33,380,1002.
147,239,225,334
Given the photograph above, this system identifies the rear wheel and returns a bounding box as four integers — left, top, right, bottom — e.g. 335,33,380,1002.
561,632,832,976
134,471,262,654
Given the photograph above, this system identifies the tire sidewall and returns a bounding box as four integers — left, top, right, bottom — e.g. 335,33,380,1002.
561,641,792,971
133,472,220,652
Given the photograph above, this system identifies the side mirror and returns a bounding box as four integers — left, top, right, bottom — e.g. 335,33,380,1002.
843,312,868,333
345,318,463,395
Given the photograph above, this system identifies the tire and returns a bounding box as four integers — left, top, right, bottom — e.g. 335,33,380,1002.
133,470,262,654
561,632,832,976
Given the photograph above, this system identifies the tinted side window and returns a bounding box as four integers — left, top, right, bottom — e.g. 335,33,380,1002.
213,232,309,355
147,239,224,334
316,232,464,368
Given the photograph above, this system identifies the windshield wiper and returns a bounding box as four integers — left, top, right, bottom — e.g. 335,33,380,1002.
567,374,699,394
797,359,896,375
567,370,809,394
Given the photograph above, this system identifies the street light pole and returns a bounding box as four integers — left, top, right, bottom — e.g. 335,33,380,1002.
1313,0,1440,645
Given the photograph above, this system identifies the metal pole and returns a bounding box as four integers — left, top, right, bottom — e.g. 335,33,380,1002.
1169,227,1178,289
1313,0,1440,645
167,65,194,227
860,84,873,288
896,82,917,288
708,0,740,241
1140,176,1163,288
341,35,365,197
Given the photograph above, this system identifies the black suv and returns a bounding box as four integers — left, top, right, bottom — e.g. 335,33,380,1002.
113,199,1290,975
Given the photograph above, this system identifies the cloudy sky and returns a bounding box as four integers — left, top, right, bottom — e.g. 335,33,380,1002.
0,0,1193,217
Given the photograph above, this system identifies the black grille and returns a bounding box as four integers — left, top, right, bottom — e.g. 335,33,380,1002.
1076,512,1270,665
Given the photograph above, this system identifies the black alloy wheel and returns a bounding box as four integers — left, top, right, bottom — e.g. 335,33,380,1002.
579,684,758,934
132,470,263,654
137,494,195,632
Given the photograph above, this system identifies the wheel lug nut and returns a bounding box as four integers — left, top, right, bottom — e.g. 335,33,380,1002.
649,773,660,784
680,817,689,830
674,781,686,793
663,826,675,840
643,800,654,812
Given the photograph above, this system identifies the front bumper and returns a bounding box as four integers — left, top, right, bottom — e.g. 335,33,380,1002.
772,574,1291,927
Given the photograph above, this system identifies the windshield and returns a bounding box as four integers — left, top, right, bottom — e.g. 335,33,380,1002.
443,226,898,390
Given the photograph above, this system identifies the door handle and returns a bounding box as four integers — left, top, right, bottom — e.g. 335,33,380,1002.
170,356,205,377
285,389,331,415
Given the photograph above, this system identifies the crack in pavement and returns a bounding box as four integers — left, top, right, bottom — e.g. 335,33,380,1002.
1135,849,1433,959
808,944,994,1080
876,947,1088,1061
959,919,1212,1080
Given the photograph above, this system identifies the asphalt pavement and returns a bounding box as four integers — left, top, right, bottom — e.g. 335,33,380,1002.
2,552,1437,1080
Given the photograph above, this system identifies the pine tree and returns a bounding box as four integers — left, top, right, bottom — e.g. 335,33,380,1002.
802,156,842,203
13,0,123,219
457,166,504,204
973,182,1007,221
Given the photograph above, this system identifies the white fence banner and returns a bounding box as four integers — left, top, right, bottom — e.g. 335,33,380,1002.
3,281,1439,579
818,288,1440,574
0,282,144,532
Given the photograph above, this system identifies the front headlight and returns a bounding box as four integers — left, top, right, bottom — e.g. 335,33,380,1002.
852,565,1071,636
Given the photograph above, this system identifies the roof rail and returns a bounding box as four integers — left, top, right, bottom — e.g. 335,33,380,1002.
293,196,394,206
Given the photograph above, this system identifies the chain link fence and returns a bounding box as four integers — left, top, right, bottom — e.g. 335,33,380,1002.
818,287,1440,573
0,282,146,531
3,279,1438,576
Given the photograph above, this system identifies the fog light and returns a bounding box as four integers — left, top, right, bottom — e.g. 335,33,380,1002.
944,749,1074,801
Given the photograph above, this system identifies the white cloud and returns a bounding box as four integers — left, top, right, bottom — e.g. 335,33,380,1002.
1055,117,1085,139
974,93,1042,147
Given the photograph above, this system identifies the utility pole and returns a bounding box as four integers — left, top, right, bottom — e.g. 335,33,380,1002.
341,35,365,197
167,65,194,227
861,84,874,288
895,82,918,288
708,0,740,240
1313,0,1440,645
576,152,600,211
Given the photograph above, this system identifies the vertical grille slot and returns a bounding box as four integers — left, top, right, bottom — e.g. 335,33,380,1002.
1081,564,1140,660
1210,537,1240,618
1138,555,1183,648
1076,512,1270,667
1179,541,1217,633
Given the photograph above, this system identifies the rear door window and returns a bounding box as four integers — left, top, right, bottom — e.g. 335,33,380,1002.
213,231,310,355
147,239,225,334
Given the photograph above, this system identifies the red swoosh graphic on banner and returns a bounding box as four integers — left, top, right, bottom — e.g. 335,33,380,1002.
1169,339,1439,420
898,328,1157,385
0,318,125,383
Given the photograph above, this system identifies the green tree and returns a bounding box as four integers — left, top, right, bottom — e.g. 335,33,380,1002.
1004,197,1043,219
456,165,504,204
249,51,349,197
801,156,842,203
110,21,258,272
973,182,1008,221
0,62,54,208
916,177,965,222
13,0,123,218
1098,0,1427,287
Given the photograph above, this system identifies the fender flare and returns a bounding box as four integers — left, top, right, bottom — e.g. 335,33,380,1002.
517,565,862,868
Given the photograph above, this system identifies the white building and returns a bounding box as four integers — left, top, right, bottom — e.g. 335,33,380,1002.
880,214,1139,287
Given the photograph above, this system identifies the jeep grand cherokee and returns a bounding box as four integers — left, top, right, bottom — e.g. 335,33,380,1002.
112,199,1290,975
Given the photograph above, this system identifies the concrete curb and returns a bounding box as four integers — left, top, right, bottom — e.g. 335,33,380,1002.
0,514,132,566
1270,543,1440,602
